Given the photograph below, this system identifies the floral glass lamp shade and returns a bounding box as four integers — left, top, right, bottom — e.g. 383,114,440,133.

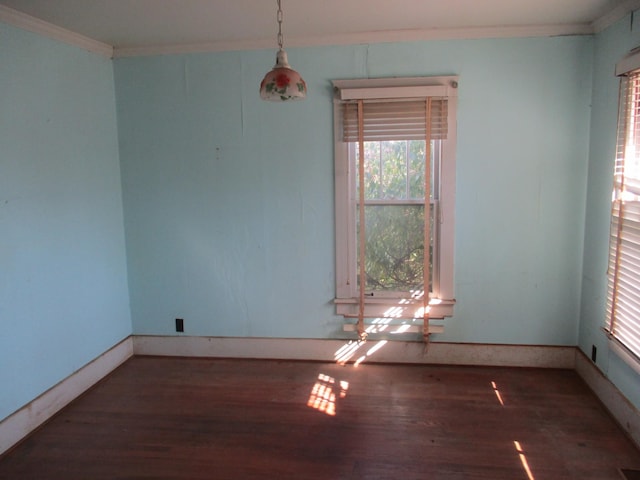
259,0,306,101
260,50,306,101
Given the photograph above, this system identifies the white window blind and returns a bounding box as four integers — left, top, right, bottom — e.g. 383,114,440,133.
606,71,640,360
341,99,449,142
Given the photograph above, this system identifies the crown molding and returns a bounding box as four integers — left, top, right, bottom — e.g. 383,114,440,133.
114,23,594,58
592,0,640,33
114,38,273,58
6,0,632,61
0,4,113,58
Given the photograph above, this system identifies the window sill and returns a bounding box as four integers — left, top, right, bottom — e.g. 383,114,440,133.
335,297,455,319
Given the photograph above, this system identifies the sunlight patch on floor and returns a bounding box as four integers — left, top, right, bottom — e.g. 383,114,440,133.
514,441,535,480
307,374,349,416
491,381,505,406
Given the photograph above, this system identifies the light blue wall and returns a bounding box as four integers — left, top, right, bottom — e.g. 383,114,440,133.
115,35,593,344
4,5,640,434
580,12,640,408
7,7,640,423
0,23,131,420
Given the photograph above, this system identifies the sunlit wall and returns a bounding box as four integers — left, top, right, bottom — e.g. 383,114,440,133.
115,35,593,344
579,12,640,408
5,5,640,424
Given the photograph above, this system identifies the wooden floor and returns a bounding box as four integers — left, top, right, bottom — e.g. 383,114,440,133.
1,356,639,479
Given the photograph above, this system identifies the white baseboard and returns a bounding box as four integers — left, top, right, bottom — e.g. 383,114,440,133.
4,335,638,457
0,336,133,456
133,335,576,368
575,350,640,449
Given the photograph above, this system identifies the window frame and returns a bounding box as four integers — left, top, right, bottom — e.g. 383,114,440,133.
606,51,640,365
333,76,457,320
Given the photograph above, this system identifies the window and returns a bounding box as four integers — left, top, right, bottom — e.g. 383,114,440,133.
332,77,457,336
607,57,640,362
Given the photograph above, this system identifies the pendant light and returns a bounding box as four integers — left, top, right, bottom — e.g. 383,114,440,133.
259,0,307,101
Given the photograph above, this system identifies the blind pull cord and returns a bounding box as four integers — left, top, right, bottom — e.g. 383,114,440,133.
357,100,367,342
423,98,432,343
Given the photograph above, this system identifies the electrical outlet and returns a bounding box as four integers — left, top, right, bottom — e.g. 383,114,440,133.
175,318,184,333
591,345,597,363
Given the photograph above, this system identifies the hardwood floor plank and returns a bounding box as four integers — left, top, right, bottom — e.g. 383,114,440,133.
1,357,639,479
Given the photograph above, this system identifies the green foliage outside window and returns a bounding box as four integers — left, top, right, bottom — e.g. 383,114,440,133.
356,140,435,292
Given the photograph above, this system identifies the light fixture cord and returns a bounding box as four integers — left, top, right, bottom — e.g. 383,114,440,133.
277,0,283,49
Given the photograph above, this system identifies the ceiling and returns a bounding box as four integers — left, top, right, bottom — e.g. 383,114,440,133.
0,0,638,56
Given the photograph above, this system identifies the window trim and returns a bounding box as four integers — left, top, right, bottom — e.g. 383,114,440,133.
333,76,458,320
605,53,640,367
